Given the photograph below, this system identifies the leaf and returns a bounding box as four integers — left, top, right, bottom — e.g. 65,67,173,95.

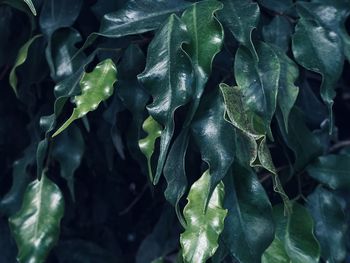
262,203,320,263
217,0,260,60
9,174,65,263
39,0,83,36
138,116,162,182
191,91,235,204
257,0,293,14
307,187,347,263
23,0,36,15
52,124,84,201
52,59,118,137
306,154,350,190
99,0,192,38
138,14,194,185
292,16,344,124
263,16,292,53
9,34,41,96
222,163,274,263
180,170,227,263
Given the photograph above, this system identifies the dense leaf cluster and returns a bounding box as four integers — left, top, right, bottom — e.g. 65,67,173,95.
1,0,350,262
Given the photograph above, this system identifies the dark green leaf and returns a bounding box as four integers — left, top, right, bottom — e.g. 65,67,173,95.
9,174,65,263
262,203,320,263
257,0,293,14
52,59,117,137
180,170,227,263
263,16,292,53
307,187,347,263
222,163,274,263
218,0,260,60
138,14,194,185
306,154,350,190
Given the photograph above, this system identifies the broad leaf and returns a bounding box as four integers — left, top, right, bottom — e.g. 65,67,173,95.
306,154,350,190
292,16,344,124
9,34,41,96
52,59,117,137
180,170,227,263
139,116,162,182
222,163,274,263
9,174,65,263
138,14,194,184
99,0,192,38
52,124,84,201
262,203,320,263
307,187,347,263
218,0,260,60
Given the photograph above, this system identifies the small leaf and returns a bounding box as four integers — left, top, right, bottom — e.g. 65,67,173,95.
262,203,320,263
9,174,65,263
306,154,350,190
52,59,117,137
139,116,162,182
180,170,227,263
138,14,194,185
307,187,347,263
9,34,41,96
217,0,260,60
23,0,36,15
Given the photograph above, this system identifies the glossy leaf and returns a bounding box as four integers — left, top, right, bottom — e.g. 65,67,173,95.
307,187,347,263
263,16,292,53
306,154,350,190
39,0,83,36
222,163,274,263
99,0,191,38
191,91,235,203
9,174,65,263
52,59,117,137
217,0,260,60
9,34,41,96
292,16,344,123
52,124,84,200
180,170,227,263
138,116,162,182
262,203,320,263
138,14,194,184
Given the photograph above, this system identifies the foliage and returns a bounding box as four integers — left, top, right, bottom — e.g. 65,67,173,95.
0,0,350,262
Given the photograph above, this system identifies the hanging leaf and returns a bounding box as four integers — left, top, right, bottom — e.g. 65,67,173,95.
9,34,41,96
138,116,162,182
306,154,350,190
217,0,260,60
307,187,347,263
138,14,194,185
52,59,118,137
262,203,320,263
180,170,227,263
9,174,65,263
222,163,274,263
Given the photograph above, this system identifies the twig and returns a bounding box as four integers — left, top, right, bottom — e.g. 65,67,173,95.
259,165,289,183
329,139,350,153
118,183,149,216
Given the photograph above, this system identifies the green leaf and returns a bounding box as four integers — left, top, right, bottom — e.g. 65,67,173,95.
23,0,36,15
99,0,192,38
52,124,84,201
9,174,65,263
307,187,347,263
39,0,83,36
257,0,293,14
9,34,41,96
52,59,118,137
191,91,235,204
222,163,274,263
262,203,320,263
180,170,227,263
306,154,350,190
263,16,292,53
292,16,344,125
138,116,162,182
217,0,260,60
138,14,194,185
